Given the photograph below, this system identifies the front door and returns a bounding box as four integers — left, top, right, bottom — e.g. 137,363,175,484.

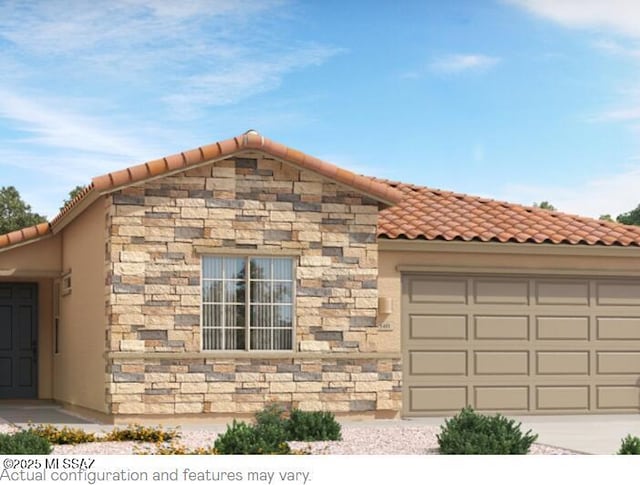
0,283,37,398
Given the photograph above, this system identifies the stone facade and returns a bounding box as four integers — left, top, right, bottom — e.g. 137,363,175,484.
104,156,402,417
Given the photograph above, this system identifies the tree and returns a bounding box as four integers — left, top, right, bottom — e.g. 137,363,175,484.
599,214,614,222
60,185,87,210
616,204,640,226
0,186,47,235
533,201,556,211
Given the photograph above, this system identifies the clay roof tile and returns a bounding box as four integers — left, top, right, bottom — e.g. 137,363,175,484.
375,178,640,247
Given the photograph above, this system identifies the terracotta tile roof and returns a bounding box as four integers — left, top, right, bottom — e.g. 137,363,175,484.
91,130,403,205
0,131,403,251
3,132,640,251
377,179,640,247
0,222,51,250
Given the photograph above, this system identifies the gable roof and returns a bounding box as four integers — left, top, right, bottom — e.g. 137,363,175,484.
1,131,402,251
2,133,640,251
377,179,640,247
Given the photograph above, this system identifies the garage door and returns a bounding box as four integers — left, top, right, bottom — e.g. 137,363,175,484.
403,274,640,415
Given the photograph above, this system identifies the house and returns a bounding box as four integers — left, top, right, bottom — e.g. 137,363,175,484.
1,130,640,423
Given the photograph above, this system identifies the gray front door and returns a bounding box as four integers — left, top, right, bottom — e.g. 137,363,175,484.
0,283,37,398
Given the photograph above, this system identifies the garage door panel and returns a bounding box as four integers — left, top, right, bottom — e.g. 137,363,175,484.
410,315,467,340
536,317,589,340
596,282,640,305
475,351,528,375
475,280,528,304
597,352,640,374
536,281,589,305
536,351,589,375
410,387,467,412
475,316,528,340
597,318,640,340
474,386,529,411
410,279,467,304
410,351,467,376
597,386,640,410
537,386,589,410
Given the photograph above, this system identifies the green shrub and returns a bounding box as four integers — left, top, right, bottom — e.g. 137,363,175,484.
214,420,290,455
213,405,342,454
618,435,640,454
104,424,179,443
0,430,52,454
28,424,97,445
437,406,537,455
254,404,289,444
285,409,342,441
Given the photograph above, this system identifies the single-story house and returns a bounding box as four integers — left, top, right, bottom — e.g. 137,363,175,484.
2,130,640,423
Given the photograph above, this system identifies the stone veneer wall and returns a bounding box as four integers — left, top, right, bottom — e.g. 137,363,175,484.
104,157,401,416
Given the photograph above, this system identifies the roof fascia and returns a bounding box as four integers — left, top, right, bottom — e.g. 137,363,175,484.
377,238,640,257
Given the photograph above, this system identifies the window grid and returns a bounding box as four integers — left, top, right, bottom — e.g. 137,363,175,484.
202,256,294,351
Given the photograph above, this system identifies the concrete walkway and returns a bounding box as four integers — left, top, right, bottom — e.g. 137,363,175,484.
0,401,102,430
1,402,639,454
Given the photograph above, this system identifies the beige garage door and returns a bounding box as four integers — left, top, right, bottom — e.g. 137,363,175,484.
403,274,640,416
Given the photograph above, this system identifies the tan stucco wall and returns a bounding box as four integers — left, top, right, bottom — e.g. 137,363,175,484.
378,240,640,354
0,235,61,275
0,235,61,399
53,198,106,412
0,277,55,399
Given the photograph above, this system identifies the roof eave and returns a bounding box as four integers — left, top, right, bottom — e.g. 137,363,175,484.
91,132,404,206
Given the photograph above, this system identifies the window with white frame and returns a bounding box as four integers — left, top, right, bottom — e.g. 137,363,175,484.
201,256,294,351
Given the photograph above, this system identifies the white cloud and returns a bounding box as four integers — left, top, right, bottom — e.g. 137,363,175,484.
0,90,155,161
594,106,640,122
0,0,281,54
164,45,342,114
495,164,640,218
429,54,501,74
506,0,640,38
592,38,640,58
0,0,339,112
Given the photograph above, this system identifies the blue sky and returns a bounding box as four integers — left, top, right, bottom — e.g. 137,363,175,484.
1,0,640,219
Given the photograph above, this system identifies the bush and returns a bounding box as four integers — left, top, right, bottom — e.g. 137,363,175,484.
254,404,289,444
214,405,341,454
28,424,97,445
618,435,640,454
104,424,179,443
285,409,342,441
214,420,290,455
138,443,218,455
437,406,537,455
0,430,52,454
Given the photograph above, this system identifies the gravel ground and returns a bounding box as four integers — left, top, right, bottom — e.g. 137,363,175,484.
0,422,578,455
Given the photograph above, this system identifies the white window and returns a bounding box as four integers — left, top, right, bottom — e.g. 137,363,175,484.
201,256,294,351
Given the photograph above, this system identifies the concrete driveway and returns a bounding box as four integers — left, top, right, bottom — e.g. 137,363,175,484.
514,414,640,454
407,414,640,454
